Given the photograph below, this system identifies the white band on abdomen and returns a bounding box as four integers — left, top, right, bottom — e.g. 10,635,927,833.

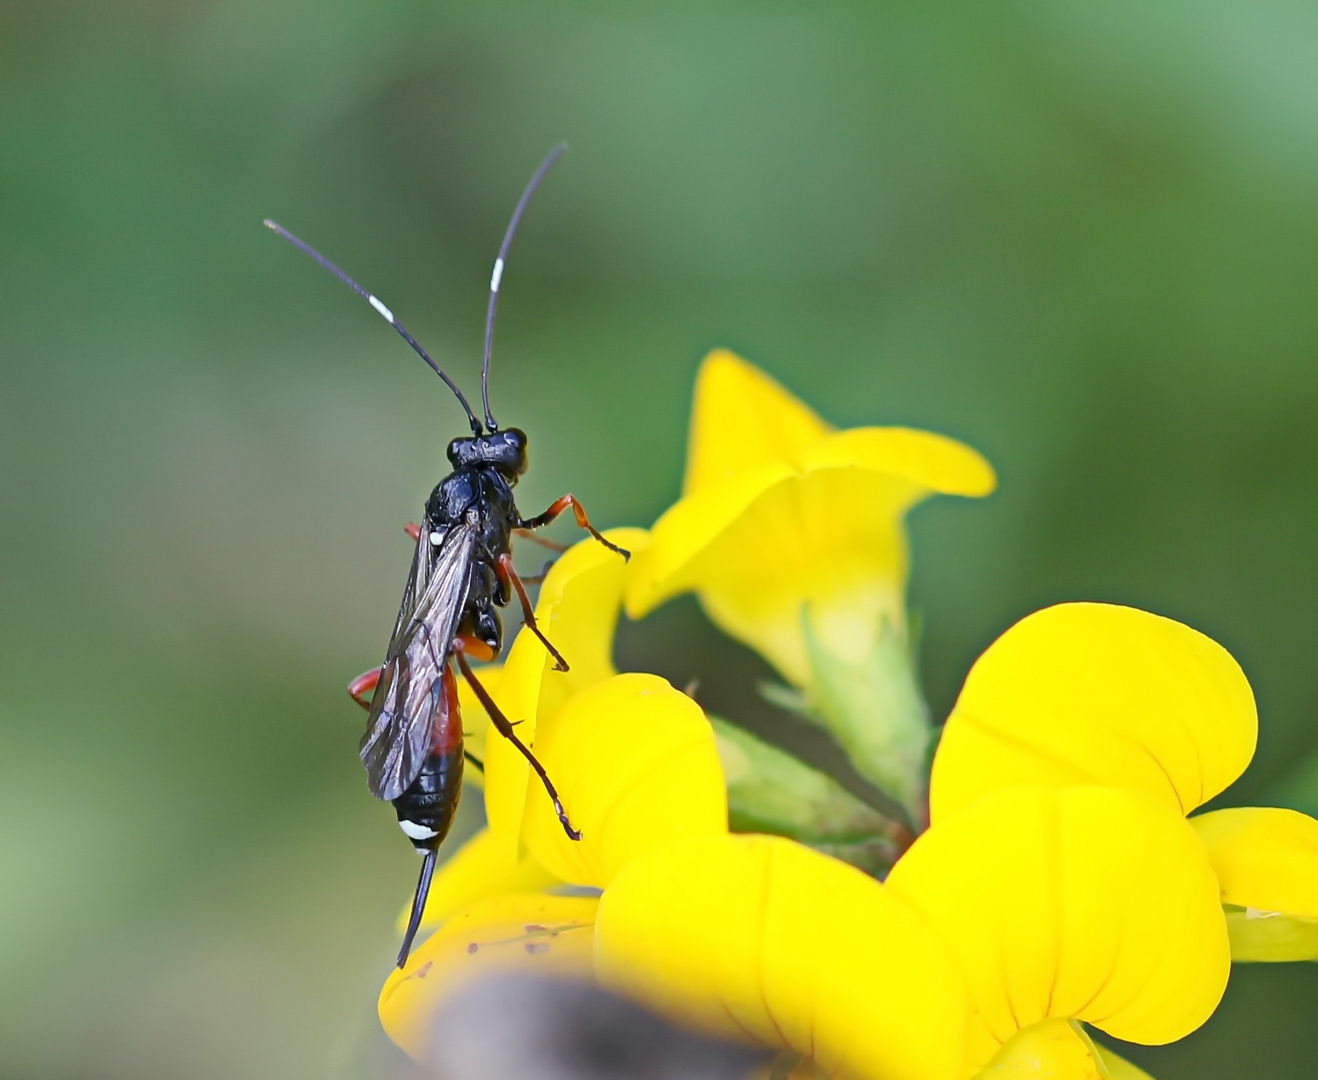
398,819,439,841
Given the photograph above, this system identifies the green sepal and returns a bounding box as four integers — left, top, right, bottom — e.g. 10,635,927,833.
712,716,907,876
1224,904,1318,961
796,613,932,822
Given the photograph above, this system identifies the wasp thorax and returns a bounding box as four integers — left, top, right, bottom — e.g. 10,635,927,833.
446,428,529,478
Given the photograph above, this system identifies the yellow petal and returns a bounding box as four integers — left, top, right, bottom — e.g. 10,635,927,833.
628,433,994,685
683,349,833,495
886,786,1229,1071
975,1020,1107,1080
595,833,970,1080
523,673,728,887
625,461,796,617
931,603,1257,821
483,528,648,856
379,891,598,1060
974,1020,1156,1080
799,427,997,497
403,827,560,935
1190,806,1318,960
1192,806,1318,915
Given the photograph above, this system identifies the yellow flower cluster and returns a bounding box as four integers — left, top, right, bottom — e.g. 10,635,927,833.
374,352,1318,1080
629,352,995,820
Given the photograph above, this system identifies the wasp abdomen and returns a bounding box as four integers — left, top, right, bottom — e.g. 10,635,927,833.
392,664,464,851
393,748,464,851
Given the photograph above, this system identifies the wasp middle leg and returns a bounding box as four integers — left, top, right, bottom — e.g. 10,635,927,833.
497,552,568,671
454,650,581,841
517,558,557,586
517,494,630,561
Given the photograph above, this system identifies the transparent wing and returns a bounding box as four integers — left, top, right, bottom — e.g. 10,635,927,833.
385,522,444,648
360,518,476,801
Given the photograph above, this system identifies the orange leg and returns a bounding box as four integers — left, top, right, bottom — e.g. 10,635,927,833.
348,666,382,710
514,527,567,553
403,522,421,541
518,559,556,586
497,553,568,671
453,633,496,664
517,495,630,561
454,650,580,840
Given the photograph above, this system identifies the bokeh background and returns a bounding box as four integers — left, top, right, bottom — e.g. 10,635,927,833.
3,2,1318,1076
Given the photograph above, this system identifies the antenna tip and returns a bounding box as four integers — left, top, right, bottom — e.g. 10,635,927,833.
262,219,280,231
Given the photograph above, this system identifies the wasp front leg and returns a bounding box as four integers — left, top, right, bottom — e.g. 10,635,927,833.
517,495,630,561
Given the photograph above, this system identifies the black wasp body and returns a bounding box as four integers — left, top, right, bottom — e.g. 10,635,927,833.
267,144,627,968
425,431,525,658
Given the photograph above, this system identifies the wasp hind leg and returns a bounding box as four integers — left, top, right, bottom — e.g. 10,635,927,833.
517,494,630,561
453,650,581,841
348,666,383,710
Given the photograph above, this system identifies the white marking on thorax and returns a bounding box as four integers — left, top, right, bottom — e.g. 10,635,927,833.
429,531,444,546
490,258,504,292
369,295,395,322
399,820,439,841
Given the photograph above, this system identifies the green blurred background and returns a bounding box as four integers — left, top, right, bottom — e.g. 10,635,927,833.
3,1,1317,1076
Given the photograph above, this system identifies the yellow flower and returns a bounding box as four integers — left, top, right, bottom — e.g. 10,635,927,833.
626,349,996,683
883,786,1226,1070
597,785,1224,1079
931,601,1318,962
595,831,972,1080
372,374,1293,1079
380,890,600,1059
624,349,995,816
379,557,1223,1079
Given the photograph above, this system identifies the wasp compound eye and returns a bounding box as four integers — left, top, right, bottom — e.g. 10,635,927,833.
447,436,476,467
494,428,529,476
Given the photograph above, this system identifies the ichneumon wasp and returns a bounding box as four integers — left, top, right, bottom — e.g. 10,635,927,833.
265,144,629,967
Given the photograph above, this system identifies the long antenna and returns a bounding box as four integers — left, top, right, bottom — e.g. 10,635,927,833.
481,142,567,432
264,219,484,435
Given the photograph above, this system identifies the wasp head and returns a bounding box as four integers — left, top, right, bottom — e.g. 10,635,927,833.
447,428,528,479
